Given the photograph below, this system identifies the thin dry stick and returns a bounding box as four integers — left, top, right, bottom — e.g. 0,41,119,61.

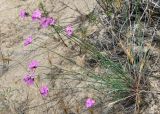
104,94,136,111
135,74,141,114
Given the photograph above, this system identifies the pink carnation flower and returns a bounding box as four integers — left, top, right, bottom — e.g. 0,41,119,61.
40,85,49,97
40,17,56,28
65,25,73,37
48,17,56,25
32,9,42,21
85,98,95,108
19,9,28,19
24,36,32,46
28,60,39,70
23,74,34,86
40,17,48,28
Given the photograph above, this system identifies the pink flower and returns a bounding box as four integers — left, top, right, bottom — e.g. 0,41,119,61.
32,9,42,21
40,17,48,28
28,60,39,70
23,74,34,86
40,17,56,28
24,36,32,46
65,25,73,37
85,98,95,108
48,17,56,25
19,9,28,19
40,85,49,97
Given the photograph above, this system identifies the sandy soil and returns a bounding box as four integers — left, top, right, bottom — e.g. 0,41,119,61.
0,0,98,114
1,1,160,114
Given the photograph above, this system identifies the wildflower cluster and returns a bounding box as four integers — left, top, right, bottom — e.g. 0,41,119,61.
20,9,51,97
20,7,95,106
